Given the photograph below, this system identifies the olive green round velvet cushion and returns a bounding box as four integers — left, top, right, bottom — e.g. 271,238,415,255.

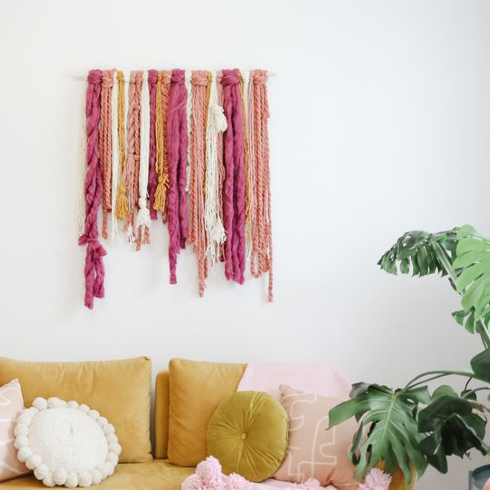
207,391,288,482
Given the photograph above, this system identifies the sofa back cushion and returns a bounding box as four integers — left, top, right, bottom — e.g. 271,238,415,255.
0,357,152,464
0,379,29,482
274,385,358,490
154,370,170,459
168,358,246,466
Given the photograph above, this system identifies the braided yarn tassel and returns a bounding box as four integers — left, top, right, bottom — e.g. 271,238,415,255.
110,70,119,242
147,70,158,220
77,77,88,237
221,69,246,285
166,69,188,284
250,70,274,302
100,70,114,239
136,71,151,249
189,71,210,296
154,71,172,218
115,71,129,221
123,71,142,243
216,72,226,262
205,72,227,267
79,69,107,309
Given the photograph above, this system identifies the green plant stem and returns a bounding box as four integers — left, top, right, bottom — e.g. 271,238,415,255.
432,240,458,283
476,319,490,349
462,387,490,398
404,370,483,391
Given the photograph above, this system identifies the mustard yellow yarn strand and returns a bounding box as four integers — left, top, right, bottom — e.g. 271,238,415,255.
154,71,168,212
239,73,252,238
115,71,129,220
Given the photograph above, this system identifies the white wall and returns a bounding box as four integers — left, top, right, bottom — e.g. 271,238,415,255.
0,0,489,487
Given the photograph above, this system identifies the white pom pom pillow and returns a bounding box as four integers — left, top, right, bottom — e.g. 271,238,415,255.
14,397,121,488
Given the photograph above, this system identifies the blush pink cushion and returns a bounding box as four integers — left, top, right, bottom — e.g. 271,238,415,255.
484,478,490,490
237,363,352,401
274,385,359,490
0,379,29,482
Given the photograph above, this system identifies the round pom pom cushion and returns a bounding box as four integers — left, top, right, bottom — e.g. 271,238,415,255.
207,391,288,482
14,397,122,488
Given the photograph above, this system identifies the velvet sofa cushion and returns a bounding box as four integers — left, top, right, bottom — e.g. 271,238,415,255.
0,461,194,490
207,391,289,482
168,358,246,466
0,357,152,464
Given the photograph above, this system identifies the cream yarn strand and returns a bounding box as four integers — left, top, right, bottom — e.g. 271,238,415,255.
77,78,88,237
136,71,151,229
205,72,227,266
185,70,192,192
110,71,120,242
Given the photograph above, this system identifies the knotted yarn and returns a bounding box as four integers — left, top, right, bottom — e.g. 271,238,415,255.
79,69,107,309
189,70,210,296
123,71,142,243
246,70,255,258
77,77,88,237
216,71,226,262
154,70,172,218
147,69,158,220
239,72,252,253
110,70,120,242
115,71,129,221
249,70,274,302
205,71,227,267
185,70,193,193
136,71,151,248
166,69,189,284
160,71,172,222
100,70,114,239
221,69,246,285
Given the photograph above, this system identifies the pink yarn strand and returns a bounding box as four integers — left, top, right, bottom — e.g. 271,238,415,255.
250,70,274,301
222,69,246,285
79,69,107,309
166,69,188,284
190,71,209,296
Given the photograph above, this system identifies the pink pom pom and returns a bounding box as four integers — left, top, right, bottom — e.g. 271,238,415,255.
360,468,392,490
195,456,224,488
181,474,203,490
227,473,250,490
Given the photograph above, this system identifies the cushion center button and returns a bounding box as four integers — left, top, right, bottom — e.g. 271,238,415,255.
240,433,247,440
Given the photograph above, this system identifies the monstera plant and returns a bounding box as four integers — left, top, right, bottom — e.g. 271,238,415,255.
329,225,490,485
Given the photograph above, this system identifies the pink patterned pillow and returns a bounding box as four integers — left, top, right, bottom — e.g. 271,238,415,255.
274,385,359,490
0,379,28,482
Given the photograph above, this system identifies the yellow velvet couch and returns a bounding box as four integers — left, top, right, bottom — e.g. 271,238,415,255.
0,361,413,490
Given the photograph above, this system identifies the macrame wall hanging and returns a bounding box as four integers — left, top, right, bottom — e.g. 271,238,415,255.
78,68,274,309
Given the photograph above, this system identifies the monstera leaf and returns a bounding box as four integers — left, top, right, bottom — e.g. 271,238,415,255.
378,225,490,347
454,225,490,332
330,382,489,484
418,385,488,473
329,383,430,484
377,229,458,278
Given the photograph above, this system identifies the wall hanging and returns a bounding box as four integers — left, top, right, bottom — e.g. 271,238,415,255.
77,69,274,309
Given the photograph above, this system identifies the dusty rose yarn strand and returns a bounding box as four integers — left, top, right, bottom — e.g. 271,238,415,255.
123,71,142,242
189,71,210,296
250,70,274,301
79,69,107,309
